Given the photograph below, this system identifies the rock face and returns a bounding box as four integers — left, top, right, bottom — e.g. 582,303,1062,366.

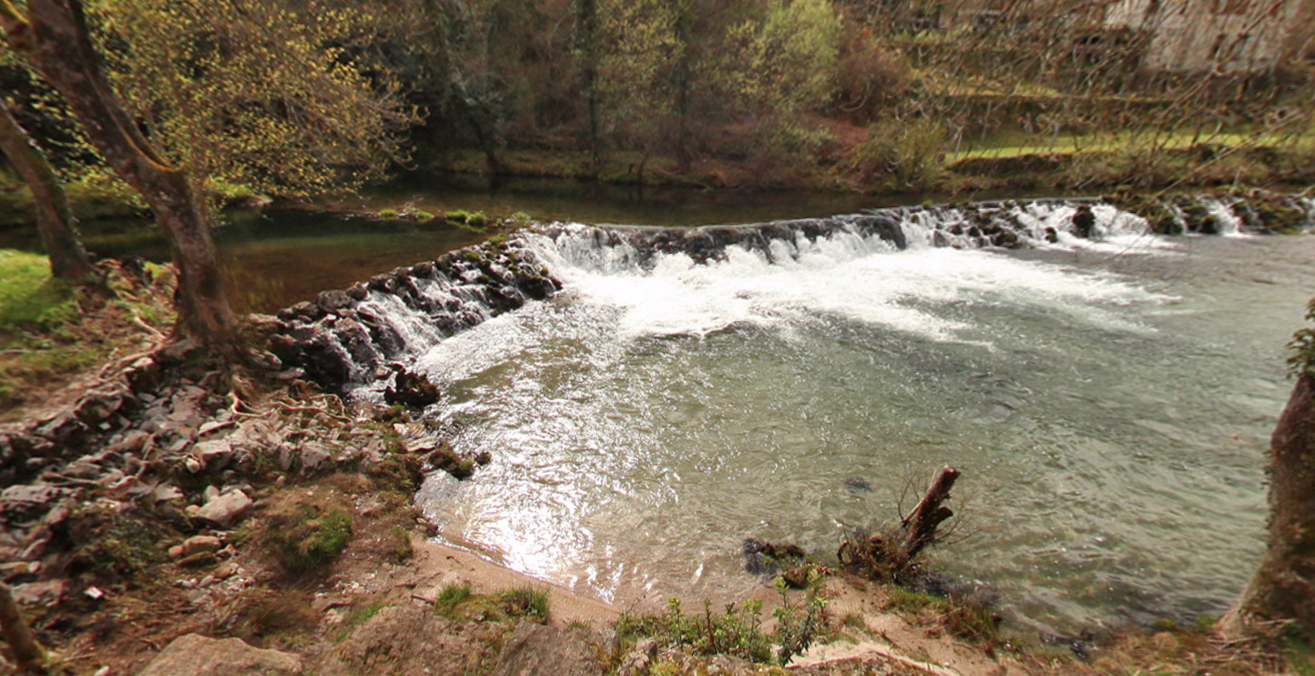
313,606,509,676
492,622,605,676
136,634,302,676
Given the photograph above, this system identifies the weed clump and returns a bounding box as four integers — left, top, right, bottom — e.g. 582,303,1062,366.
272,506,353,571
434,582,473,618
617,598,773,664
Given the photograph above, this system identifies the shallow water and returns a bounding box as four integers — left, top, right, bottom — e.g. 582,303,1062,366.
411,227,1315,634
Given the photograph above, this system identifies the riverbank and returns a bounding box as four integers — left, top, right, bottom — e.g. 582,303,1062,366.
1,250,1312,675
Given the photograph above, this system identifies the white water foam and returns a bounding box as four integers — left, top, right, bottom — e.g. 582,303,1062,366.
523,223,1171,344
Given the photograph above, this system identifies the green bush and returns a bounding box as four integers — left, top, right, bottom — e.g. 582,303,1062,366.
846,118,946,190
274,507,353,571
434,581,473,618
617,597,773,663
499,585,550,623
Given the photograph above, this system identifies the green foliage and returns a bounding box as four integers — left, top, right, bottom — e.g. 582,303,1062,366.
498,586,551,623
86,0,416,198
846,117,946,190
0,250,77,329
772,576,828,665
446,210,490,231
434,581,474,618
1289,298,1315,377
616,597,774,663
273,507,353,571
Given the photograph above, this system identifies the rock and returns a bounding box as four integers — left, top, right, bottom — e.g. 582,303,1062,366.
313,606,505,676
179,552,217,568
137,634,302,676
74,388,127,425
492,623,604,676
844,477,872,493
169,545,185,559
299,442,332,474
383,367,440,409
125,356,162,393
203,485,221,503
193,490,252,528
195,440,234,472
182,535,223,558
617,639,657,676
317,289,353,313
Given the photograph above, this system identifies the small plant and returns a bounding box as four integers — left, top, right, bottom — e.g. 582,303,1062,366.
434,581,473,618
499,585,550,623
273,506,353,571
772,574,828,665
387,526,413,563
616,597,773,663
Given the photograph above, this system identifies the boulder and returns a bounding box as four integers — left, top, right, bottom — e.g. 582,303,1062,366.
313,606,507,676
181,535,223,558
193,490,252,528
137,634,302,676
299,442,332,474
492,623,604,676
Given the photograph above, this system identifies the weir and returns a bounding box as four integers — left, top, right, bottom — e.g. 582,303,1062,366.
270,194,1312,389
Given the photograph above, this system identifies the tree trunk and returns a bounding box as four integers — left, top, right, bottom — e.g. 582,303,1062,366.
0,582,44,668
0,0,237,346
1223,373,1315,639
899,465,960,561
0,93,94,281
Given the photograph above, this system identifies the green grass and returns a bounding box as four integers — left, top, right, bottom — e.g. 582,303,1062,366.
434,581,474,618
948,128,1314,162
0,250,76,329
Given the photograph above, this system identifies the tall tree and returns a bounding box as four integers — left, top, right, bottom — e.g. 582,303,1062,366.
0,92,93,280
0,0,238,345
1223,300,1315,641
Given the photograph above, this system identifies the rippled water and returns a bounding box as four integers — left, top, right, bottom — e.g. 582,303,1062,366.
410,226,1315,633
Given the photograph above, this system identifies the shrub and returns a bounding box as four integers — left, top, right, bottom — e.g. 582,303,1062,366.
499,586,550,623
617,597,773,663
273,507,353,571
434,581,473,618
846,117,946,190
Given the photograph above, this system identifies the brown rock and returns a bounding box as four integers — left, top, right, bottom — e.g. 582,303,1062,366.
137,634,302,676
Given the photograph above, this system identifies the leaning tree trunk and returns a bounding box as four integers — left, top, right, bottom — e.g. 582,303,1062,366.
1222,373,1315,640
0,93,94,281
0,0,237,346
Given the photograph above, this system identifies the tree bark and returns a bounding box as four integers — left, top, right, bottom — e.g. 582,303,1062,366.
0,0,237,346
0,581,45,668
900,465,960,561
1223,373,1315,639
0,94,94,281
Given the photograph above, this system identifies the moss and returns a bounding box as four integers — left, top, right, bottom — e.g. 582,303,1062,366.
272,506,353,571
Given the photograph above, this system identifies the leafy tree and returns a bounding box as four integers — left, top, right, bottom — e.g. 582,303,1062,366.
89,0,415,200
0,0,239,345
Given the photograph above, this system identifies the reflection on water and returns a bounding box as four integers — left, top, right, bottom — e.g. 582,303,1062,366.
409,230,1315,634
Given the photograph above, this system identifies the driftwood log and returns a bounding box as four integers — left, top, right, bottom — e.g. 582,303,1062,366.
0,581,45,669
838,465,961,580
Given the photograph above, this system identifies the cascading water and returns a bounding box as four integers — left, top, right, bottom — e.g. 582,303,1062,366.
271,195,1315,634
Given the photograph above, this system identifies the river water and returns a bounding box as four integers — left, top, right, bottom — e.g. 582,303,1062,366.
405,215,1315,635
